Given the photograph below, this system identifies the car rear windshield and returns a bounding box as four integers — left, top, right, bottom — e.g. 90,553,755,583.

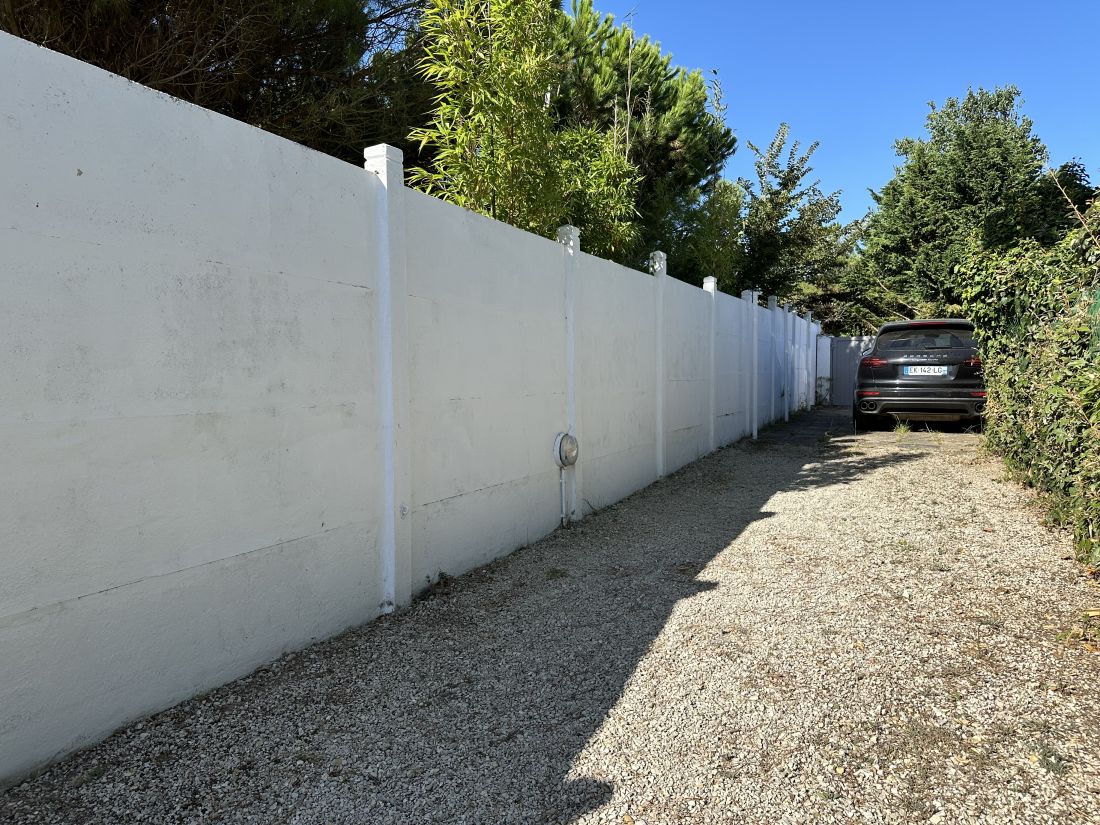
875,326,975,351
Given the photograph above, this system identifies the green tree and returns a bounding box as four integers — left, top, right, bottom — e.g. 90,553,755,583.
785,221,885,335
552,0,736,264
859,86,1092,315
734,123,842,297
679,180,745,290
409,0,564,235
409,0,638,257
0,0,426,165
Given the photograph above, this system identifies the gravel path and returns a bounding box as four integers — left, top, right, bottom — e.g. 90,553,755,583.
5,408,1100,824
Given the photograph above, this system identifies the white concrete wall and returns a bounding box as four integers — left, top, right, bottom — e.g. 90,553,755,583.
403,189,567,589
714,292,751,445
753,303,773,427
0,32,829,786
1,34,388,783
575,253,658,512
662,277,711,474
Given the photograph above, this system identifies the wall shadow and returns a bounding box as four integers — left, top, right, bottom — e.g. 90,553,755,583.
0,409,924,824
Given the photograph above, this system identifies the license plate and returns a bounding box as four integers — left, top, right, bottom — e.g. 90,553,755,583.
903,365,948,376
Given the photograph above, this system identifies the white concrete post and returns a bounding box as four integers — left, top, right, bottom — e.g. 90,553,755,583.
741,289,758,439
364,144,412,612
704,276,718,453
767,296,778,425
793,311,802,411
795,309,802,414
558,225,582,519
804,311,814,409
651,251,667,477
784,306,792,422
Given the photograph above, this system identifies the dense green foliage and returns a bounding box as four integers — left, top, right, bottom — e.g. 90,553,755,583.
406,0,745,261
551,0,736,266
409,0,638,256
673,180,745,291
732,124,844,297
409,0,566,236
652,123,855,308
856,87,1092,324
0,0,430,165
958,206,1100,562
408,0,735,262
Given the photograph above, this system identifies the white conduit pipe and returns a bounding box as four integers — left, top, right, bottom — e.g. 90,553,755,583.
559,467,567,528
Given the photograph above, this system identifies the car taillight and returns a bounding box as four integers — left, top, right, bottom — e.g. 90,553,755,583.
860,357,888,368
970,391,987,397
964,356,982,368
857,390,881,396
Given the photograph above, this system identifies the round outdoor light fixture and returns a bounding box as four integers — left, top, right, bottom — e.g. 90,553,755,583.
554,432,579,468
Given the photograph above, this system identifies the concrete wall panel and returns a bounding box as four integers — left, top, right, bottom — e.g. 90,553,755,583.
403,190,567,589
715,292,749,445
0,33,386,782
663,278,711,473
576,254,658,510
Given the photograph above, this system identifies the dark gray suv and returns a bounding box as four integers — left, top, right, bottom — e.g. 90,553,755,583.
854,319,985,430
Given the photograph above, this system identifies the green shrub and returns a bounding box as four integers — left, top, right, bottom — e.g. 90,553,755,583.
958,202,1100,563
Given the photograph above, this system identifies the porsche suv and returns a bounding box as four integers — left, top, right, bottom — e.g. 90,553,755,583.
853,319,985,429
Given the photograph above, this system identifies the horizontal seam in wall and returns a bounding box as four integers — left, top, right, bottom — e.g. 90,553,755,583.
0,401,365,428
406,291,561,308
668,425,704,434
411,392,565,406
583,442,654,464
0,523,362,626
200,258,374,291
1,231,374,292
415,469,559,509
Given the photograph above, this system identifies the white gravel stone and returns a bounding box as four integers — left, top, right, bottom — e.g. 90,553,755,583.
3,409,1098,824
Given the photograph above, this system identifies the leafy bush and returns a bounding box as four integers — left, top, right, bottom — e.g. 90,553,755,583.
958,202,1100,563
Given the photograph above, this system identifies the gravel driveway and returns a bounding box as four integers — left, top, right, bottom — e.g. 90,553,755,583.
5,408,1100,825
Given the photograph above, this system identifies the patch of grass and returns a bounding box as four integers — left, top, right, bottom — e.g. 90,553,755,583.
1034,742,1070,775
890,539,920,563
923,425,946,447
416,571,455,603
894,420,912,441
1055,610,1100,648
293,749,324,766
69,764,107,787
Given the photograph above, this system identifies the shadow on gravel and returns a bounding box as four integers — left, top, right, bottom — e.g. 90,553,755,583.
1,408,924,825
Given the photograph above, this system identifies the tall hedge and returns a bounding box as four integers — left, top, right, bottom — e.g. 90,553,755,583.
958,203,1100,562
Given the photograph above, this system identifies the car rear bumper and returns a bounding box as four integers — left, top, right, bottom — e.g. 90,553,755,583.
854,390,985,419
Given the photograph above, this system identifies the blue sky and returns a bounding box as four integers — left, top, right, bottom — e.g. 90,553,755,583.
586,0,1100,223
